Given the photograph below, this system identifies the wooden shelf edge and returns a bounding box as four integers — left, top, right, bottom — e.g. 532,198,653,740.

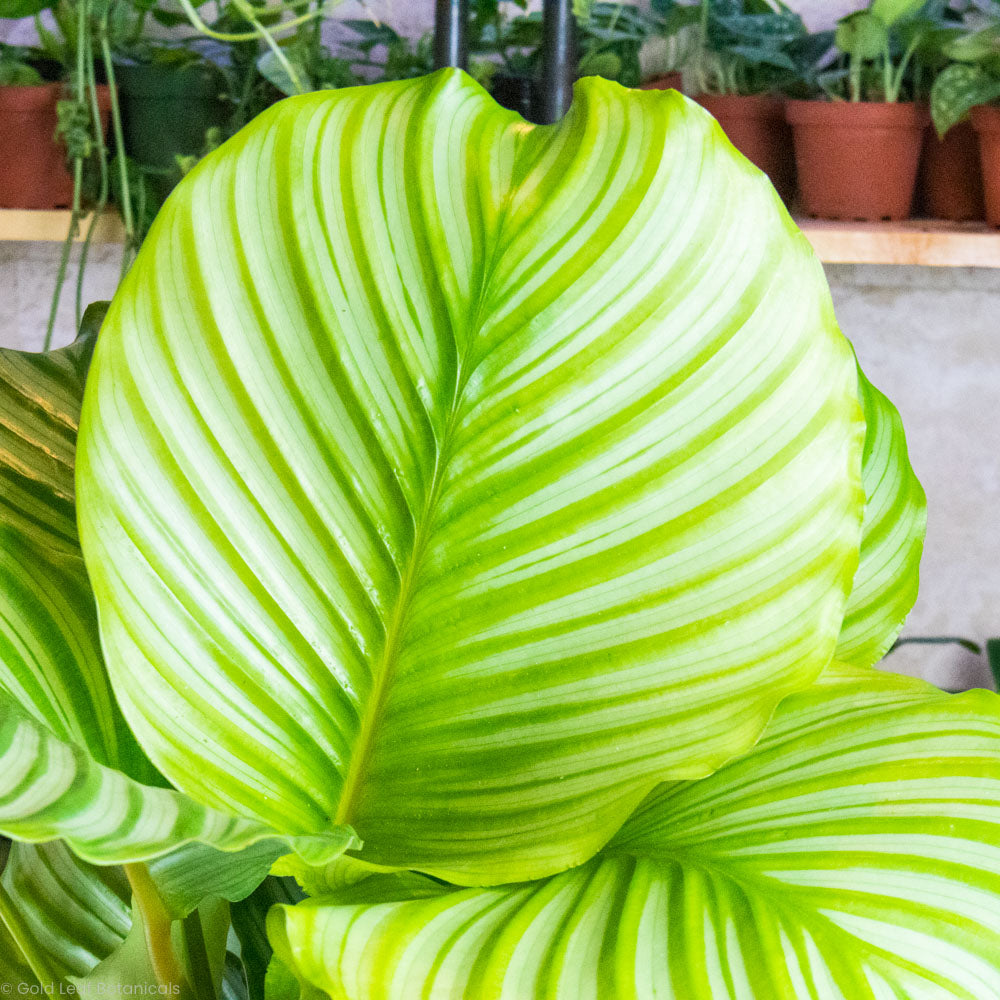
797,217,1000,269
4,209,999,268
0,208,125,245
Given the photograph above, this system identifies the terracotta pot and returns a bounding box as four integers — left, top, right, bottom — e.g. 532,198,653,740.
919,120,984,221
971,104,1000,228
0,83,111,210
694,93,794,202
786,100,928,221
639,72,683,91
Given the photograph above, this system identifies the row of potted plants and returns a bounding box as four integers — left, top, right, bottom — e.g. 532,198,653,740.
642,0,1000,225
5,0,1000,228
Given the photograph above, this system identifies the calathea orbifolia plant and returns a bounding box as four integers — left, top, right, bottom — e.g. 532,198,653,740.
0,68,997,998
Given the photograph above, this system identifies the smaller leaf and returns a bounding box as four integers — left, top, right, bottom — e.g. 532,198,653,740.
871,0,927,27
0,841,129,983
943,22,1000,63
836,11,889,61
725,43,797,70
835,366,925,667
0,692,358,875
272,854,447,905
148,829,358,919
257,50,307,98
931,61,1000,135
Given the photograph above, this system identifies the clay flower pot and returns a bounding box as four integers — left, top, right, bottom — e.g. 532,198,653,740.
971,104,1000,228
786,100,929,221
694,93,794,202
639,72,684,92
920,120,984,222
0,82,111,210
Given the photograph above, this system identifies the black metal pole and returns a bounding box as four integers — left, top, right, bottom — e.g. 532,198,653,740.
537,0,576,123
433,0,469,71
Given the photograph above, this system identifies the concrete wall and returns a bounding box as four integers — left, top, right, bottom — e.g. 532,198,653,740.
828,266,1000,690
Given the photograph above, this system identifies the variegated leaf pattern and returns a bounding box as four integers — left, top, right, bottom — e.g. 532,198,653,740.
271,665,1000,999
0,309,150,780
78,69,868,884
835,367,926,667
0,909,38,988
0,840,130,983
0,312,359,881
0,690,355,868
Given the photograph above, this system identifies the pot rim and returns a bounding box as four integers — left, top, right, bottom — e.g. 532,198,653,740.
971,103,1000,133
786,98,929,128
113,60,227,100
637,72,684,92
693,92,786,120
0,81,63,112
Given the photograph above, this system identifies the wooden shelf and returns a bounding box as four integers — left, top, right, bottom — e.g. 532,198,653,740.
3,209,999,269
797,218,1000,269
0,208,125,244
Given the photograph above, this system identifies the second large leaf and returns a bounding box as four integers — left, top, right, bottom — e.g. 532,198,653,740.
77,69,866,884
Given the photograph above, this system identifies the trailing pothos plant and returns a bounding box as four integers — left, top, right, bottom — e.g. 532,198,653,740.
0,0,145,347
1,69,999,998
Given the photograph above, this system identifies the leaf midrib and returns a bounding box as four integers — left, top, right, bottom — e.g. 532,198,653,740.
333,120,528,826
332,429,454,826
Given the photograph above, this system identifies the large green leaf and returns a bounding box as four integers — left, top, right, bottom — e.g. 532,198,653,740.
77,69,868,884
0,840,130,983
0,310,150,781
870,0,925,27
270,664,1000,999
0,691,350,865
0,315,355,882
835,12,889,61
835,367,925,668
0,918,38,988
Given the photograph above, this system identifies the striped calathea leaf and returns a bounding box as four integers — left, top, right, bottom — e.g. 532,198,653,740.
835,366,925,668
0,311,354,867
0,312,355,990
1,69,931,995
0,915,38,988
71,65,924,888
0,839,130,984
269,664,1000,1000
